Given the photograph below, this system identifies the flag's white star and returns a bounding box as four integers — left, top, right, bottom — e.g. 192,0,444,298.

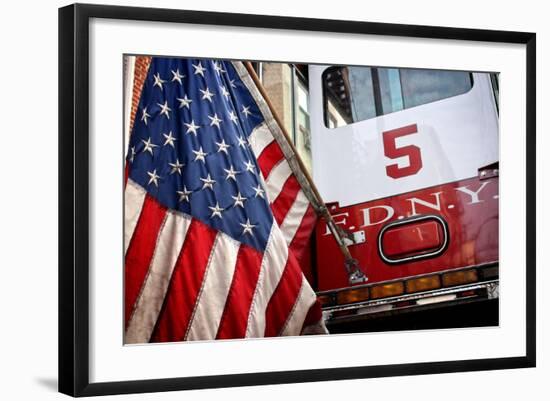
200,174,216,190
157,101,172,119
168,158,184,175
141,137,158,155
213,61,226,75
177,186,192,202
171,69,185,85
244,160,255,173
147,169,160,187
192,147,207,163
216,139,230,154
200,87,214,102
141,107,151,125
208,113,222,129
242,105,252,118
229,79,237,88
240,218,256,236
224,165,239,181
220,85,230,100
253,184,265,198
163,131,176,147
177,94,192,109
153,73,166,90
208,202,224,219
184,120,200,136
237,135,248,148
193,61,206,77
229,110,239,124
232,192,247,208
129,146,136,163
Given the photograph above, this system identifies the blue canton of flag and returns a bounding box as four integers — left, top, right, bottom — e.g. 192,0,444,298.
127,58,272,251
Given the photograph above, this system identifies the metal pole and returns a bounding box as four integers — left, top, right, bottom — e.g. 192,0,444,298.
244,61,367,284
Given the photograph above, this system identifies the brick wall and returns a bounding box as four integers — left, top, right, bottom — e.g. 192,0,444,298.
129,56,152,133
261,63,294,136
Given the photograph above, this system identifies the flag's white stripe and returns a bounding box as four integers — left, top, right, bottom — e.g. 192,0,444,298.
280,190,309,245
280,278,317,336
124,211,191,344
234,60,320,225
245,224,289,338
265,160,293,204
124,179,147,255
185,233,240,341
232,62,283,154
248,122,274,158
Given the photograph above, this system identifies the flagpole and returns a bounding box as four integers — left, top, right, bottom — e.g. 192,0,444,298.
244,62,367,284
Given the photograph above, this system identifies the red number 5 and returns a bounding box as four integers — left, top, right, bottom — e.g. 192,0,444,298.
383,124,422,179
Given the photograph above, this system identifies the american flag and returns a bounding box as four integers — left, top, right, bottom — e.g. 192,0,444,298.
124,57,326,343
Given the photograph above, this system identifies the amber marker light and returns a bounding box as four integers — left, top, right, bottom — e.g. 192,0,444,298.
317,294,334,307
370,282,405,299
442,269,478,287
336,287,370,305
406,275,441,293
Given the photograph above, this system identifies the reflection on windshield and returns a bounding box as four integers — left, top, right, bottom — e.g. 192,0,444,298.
323,66,472,128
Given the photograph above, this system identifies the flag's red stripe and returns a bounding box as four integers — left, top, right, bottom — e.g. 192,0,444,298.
288,204,317,261
150,220,218,343
301,299,323,333
124,162,129,187
124,195,167,328
257,140,284,179
264,252,304,337
215,245,263,339
271,176,302,225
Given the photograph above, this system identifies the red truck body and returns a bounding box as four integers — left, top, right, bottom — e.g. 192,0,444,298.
305,65,499,329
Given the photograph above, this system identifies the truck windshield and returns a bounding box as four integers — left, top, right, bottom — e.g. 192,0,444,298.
323,66,473,128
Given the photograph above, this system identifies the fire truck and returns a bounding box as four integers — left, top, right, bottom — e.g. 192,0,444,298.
303,64,500,333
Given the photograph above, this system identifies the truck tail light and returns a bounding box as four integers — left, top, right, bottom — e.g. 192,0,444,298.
316,266,492,310
317,294,334,307
336,287,369,305
370,282,405,299
406,275,441,293
442,269,478,286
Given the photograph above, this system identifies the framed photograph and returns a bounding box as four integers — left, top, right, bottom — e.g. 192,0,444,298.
58,3,536,397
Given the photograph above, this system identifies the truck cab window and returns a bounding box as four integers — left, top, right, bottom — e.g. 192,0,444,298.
378,68,405,114
400,69,472,109
323,66,473,128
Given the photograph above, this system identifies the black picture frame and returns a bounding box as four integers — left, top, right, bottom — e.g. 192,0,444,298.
59,3,536,397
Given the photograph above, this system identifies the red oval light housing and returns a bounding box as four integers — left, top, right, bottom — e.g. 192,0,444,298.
379,215,448,264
